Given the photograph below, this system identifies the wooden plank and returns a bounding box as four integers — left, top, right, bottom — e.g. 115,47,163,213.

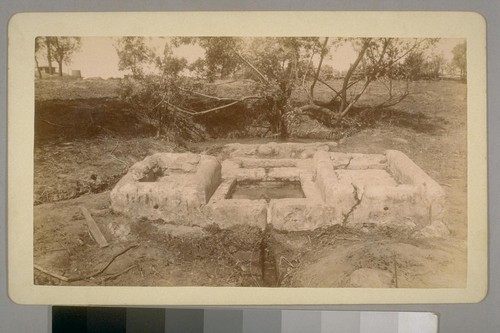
79,205,109,248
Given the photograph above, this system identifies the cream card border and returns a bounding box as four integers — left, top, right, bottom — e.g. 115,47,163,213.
8,11,487,305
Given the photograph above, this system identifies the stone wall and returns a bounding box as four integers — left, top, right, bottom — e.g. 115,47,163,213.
110,153,221,224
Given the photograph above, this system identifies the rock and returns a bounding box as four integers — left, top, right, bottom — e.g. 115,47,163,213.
257,144,274,156
317,145,330,152
299,149,314,159
349,268,394,288
360,227,370,234
107,222,131,241
412,220,450,239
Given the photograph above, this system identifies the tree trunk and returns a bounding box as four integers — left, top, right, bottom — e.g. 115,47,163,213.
310,37,329,101
339,39,371,113
34,56,42,78
279,113,288,139
57,61,63,77
45,38,53,74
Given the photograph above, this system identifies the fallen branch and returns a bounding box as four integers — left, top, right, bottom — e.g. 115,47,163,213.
166,95,262,116
34,244,139,283
109,142,120,154
299,104,333,117
94,244,140,276
178,87,237,101
213,80,238,85
34,264,69,282
103,264,138,281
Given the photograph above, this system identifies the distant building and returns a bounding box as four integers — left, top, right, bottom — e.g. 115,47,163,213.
35,61,82,78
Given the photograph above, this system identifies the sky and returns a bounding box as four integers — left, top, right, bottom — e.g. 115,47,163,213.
60,37,464,79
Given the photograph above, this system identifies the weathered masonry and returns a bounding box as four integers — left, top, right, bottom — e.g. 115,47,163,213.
110,142,446,235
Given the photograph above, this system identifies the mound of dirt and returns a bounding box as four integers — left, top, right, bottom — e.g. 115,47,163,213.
286,239,466,288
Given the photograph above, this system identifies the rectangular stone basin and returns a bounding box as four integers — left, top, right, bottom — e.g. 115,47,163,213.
113,147,445,235
228,180,305,201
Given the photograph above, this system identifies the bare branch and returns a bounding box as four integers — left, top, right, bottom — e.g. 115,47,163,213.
339,79,371,118
375,38,430,74
213,80,238,86
166,95,262,116
230,47,269,84
317,77,363,105
371,91,409,109
35,244,139,283
178,87,238,101
299,104,334,117
340,38,372,112
317,78,340,95
151,92,168,111
310,37,329,101
301,44,318,86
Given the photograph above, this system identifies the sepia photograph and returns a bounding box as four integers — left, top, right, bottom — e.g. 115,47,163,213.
32,35,468,288
8,12,487,305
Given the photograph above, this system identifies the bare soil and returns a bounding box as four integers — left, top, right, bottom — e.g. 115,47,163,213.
33,78,467,288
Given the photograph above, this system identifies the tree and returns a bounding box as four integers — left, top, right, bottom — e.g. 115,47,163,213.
35,37,44,78
116,36,437,141
301,37,436,125
156,43,188,78
44,37,54,75
115,38,205,138
320,64,336,80
123,37,321,139
116,37,155,76
403,51,426,80
174,37,243,82
452,42,467,80
427,54,445,79
188,58,207,79
48,37,82,76
241,37,322,137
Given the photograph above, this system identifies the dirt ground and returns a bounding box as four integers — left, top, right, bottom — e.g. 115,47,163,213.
33,78,467,288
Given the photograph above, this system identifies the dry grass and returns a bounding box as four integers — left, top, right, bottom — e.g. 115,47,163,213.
35,77,121,101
